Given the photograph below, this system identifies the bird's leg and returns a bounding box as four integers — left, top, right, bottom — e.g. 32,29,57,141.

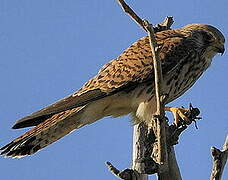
165,104,201,127
164,107,190,126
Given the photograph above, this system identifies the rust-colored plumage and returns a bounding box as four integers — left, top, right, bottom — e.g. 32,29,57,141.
1,24,225,157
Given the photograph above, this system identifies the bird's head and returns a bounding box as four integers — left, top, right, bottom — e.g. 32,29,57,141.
181,24,225,59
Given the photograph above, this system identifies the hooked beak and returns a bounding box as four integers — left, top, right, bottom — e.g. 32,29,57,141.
216,45,225,55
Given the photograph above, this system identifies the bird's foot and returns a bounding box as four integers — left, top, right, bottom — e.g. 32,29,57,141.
165,106,189,125
165,103,201,128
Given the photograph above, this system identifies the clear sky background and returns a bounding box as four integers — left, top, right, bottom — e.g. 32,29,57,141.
0,1,227,180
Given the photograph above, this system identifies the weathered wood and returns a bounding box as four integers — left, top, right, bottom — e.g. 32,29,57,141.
132,123,158,176
116,0,147,31
106,161,134,180
143,20,168,172
107,1,188,180
210,135,228,180
117,0,173,175
132,126,149,180
157,146,182,180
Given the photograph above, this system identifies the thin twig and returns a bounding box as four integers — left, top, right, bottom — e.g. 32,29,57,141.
118,0,170,170
116,0,146,31
143,20,168,170
106,161,141,180
153,17,174,33
210,135,228,180
110,1,179,179
116,0,173,32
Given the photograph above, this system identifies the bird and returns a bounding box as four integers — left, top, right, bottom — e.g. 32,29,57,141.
0,24,225,158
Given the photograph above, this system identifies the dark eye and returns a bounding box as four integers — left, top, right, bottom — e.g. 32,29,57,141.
202,32,214,43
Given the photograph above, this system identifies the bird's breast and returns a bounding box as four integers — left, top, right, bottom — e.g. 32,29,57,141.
163,56,212,103
129,55,212,123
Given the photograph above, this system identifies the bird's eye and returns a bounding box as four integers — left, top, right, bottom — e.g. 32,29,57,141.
202,32,214,43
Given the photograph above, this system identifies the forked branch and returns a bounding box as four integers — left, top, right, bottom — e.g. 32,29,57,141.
210,135,228,180
116,0,173,32
117,0,172,173
116,0,146,31
143,20,168,170
107,1,175,179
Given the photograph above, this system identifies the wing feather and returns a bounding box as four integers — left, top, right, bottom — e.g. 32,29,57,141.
13,29,190,129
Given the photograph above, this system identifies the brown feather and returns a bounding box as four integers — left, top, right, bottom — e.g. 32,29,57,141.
1,24,225,158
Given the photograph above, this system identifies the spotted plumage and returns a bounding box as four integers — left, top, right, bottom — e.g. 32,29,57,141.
1,24,225,158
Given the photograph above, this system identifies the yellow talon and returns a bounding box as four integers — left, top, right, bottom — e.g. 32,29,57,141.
165,107,190,126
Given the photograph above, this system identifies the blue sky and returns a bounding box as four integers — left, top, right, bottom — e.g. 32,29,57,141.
0,1,227,179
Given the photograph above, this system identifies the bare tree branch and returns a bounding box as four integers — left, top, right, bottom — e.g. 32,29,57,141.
116,0,173,32
132,122,158,175
156,146,182,180
118,0,173,171
210,135,228,180
106,161,144,180
107,1,202,180
143,20,168,171
116,0,146,31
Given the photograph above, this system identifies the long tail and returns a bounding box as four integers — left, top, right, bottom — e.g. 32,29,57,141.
1,107,85,158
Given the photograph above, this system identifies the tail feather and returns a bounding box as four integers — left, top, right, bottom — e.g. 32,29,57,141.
1,107,85,158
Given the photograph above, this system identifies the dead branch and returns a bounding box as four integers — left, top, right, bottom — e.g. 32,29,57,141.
117,0,172,171
116,0,146,31
107,104,200,179
132,122,158,175
143,19,168,171
108,1,172,179
107,1,201,180
106,161,137,180
210,135,228,180
116,0,173,32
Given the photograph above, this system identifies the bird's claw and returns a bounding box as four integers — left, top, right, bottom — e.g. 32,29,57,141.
165,103,201,129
